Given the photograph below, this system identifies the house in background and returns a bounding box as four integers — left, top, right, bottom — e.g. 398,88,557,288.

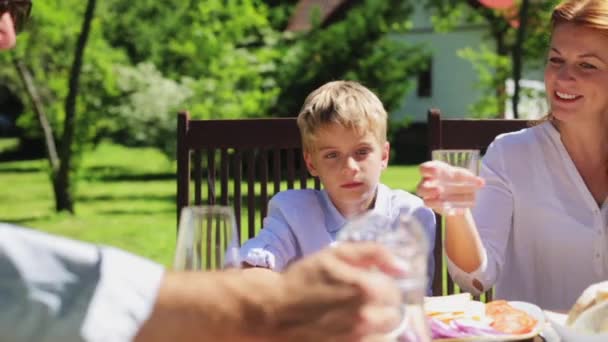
287,0,546,123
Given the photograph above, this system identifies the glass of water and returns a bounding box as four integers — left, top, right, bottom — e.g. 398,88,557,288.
337,211,431,342
431,149,480,215
173,205,241,271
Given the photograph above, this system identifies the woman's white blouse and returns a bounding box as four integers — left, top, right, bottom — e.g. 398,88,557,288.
447,121,608,311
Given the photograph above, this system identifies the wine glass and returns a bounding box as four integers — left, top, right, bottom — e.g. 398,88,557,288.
431,149,480,215
337,211,431,342
173,205,241,271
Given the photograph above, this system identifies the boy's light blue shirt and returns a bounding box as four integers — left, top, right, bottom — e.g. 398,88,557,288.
239,183,436,292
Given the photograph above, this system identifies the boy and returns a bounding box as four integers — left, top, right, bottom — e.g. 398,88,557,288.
240,81,436,290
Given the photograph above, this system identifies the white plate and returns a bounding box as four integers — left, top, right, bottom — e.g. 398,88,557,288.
433,301,545,342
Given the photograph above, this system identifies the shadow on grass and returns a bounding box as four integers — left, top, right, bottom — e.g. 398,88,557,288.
4,216,52,226
82,166,174,182
98,208,174,216
0,166,44,173
77,194,175,203
98,172,175,181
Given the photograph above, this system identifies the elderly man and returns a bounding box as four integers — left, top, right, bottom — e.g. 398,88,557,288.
0,3,403,341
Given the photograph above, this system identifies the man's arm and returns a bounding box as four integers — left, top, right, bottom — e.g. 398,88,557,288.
136,243,404,342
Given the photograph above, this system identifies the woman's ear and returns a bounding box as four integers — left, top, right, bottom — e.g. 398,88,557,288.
303,151,319,176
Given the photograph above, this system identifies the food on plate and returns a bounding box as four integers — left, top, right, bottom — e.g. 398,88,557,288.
424,294,538,340
485,300,537,334
566,281,608,334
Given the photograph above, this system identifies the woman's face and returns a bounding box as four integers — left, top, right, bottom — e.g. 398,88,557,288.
544,22,608,124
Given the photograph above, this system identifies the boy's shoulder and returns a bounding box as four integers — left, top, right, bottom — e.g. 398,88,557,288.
379,183,424,207
270,189,323,206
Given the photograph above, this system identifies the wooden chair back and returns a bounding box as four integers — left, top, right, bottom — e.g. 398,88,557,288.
177,111,320,243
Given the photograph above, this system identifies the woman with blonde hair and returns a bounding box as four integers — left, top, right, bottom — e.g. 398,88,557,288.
417,0,608,311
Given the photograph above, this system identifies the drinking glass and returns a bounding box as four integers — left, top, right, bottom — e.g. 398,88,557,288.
173,205,241,271
431,149,480,215
337,212,431,342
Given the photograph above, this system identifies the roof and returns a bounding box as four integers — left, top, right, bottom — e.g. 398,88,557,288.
286,0,354,32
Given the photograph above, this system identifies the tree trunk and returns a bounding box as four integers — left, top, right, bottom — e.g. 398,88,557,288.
494,30,509,118
55,0,97,213
511,0,530,119
12,57,60,174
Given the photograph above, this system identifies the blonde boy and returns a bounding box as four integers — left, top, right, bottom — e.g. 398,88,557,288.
240,81,435,289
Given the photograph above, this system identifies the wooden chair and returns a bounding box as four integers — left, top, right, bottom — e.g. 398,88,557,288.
427,108,531,299
176,111,321,243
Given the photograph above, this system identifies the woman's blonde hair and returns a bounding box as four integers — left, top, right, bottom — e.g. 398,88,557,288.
552,0,608,32
296,81,387,152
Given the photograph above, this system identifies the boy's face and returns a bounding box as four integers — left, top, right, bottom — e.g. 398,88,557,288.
304,123,389,215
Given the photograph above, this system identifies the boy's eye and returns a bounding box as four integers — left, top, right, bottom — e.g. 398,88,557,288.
356,148,371,156
548,57,563,64
580,62,597,70
324,152,338,159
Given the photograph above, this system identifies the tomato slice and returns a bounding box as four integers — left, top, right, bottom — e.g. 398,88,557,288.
485,300,513,316
490,311,537,334
486,301,537,335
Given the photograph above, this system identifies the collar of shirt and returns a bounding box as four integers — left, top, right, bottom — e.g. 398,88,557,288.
319,183,391,234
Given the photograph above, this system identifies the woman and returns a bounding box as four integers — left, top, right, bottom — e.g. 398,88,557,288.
417,0,608,311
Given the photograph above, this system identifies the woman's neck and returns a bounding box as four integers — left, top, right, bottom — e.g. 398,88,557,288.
554,120,608,167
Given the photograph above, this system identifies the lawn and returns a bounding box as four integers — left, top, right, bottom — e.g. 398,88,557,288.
0,140,422,266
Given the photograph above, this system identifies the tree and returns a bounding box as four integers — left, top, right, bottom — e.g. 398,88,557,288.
1,0,118,213
271,0,429,117
425,0,558,118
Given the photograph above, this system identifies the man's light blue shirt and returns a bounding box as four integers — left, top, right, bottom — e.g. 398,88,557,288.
0,223,164,342
239,183,436,292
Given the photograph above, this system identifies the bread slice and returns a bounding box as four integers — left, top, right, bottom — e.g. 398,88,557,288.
567,281,608,326
425,293,473,314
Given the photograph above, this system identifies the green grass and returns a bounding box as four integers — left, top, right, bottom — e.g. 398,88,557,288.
0,141,421,266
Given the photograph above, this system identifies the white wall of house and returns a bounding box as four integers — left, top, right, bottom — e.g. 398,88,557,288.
392,5,545,122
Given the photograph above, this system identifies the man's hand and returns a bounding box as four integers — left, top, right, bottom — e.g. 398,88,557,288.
268,243,404,341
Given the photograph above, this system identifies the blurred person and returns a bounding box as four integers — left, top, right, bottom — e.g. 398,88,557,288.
0,3,404,341
416,0,608,311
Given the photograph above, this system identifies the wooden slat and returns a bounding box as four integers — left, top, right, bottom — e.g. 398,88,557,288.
260,150,269,226
299,151,307,189
234,150,242,234
314,177,321,190
193,150,202,205
433,213,443,297
176,111,190,230
220,149,229,206
287,149,295,189
207,148,216,205
273,148,281,194
247,150,256,240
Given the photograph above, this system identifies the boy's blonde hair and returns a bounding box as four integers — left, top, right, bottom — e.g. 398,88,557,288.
296,80,388,152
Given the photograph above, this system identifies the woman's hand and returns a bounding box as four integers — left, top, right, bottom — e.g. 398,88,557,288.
417,160,485,215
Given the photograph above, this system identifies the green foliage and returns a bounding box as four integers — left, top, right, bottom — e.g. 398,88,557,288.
1,0,126,147
2,0,429,161
108,63,195,156
458,45,510,118
272,0,428,117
